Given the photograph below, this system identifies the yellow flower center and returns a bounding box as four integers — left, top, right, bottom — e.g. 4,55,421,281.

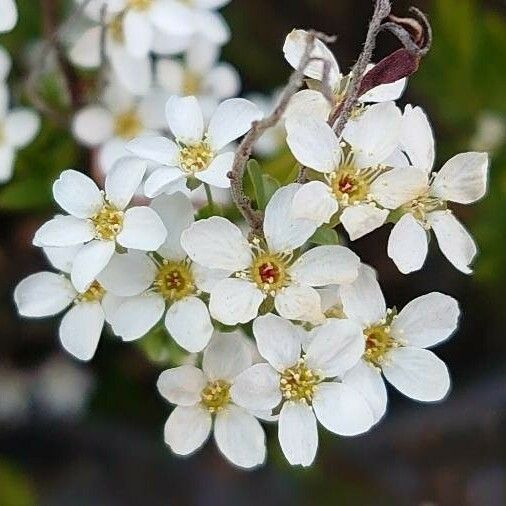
182,71,201,96
201,380,230,413
249,252,290,295
128,0,152,11
280,359,322,403
400,194,446,224
363,318,399,367
91,203,124,241
179,141,214,174
153,260,195,301
76,281,105,303
109,15,124,43
114,110,142,139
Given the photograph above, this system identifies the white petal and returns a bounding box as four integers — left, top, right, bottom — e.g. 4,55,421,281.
99,138,130,174
340,264,386,326
431,152,489,204
59,301,104,361
207,98,262,151
72,106,113,146
370,166,429,209
101,292,125,323
196,152,233,188
204,63,241,100
209,278,263,325
291,181,338,225
252,314,301,371
33,215,95,247
14,272,75,317
150,192,194,260
387,213,428,274
360,76,406,103
105,157,147,210
111,293,165,341
97,251,156,296
290,245,360,286
0,0,17,33
123,10,153,58
214,405,266,469
181,216,252,271
0,145,14,183
285,89,331,122
127,135,179,165
149,0,195,37
391,292,460,348
428,211,477,274
342,360,387,423
69,27,101,68
285,115,340,173
230,363,282,411
165,95,204,145
283,29,340,85
193,0,230,8
71,240,115,292
144,167,185,198
278,401,318,467
192,263,230,293
202,331,252,381
116,206,167,251
53,170,103,219
4,109,40,148
156,59,184,94
340,204,389,241
399,104,435,171
313,382,373,436
109,44,150,96
0,46,11,80
305,319,365,377
157,365,206,405
165,296,213,353
43,245,82,273
164,405,211,456
382,347,451,402
343,102,401,168
193,10,229,45
264,184,317,253
275,285,323,324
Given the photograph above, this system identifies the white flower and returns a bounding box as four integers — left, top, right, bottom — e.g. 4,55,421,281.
181,184,360,325
338,265,459,422
14,246,122,361
32,159,167,292
156,36,240,112
0,87,40,183
231,314,373,467
0,45,11,81
157,332,266,469
127,95,262,196
286,102,416,240
102,192,227,351
0,0,17,33
72,81,166,173
283,29,407,121
386,105,489,274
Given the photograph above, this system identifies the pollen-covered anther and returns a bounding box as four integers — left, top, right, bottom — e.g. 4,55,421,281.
91,203,124,241
76,280,105,303
153,259,195,301
179,141,214,174
280,359,322,403
363,317,399,368
200,379,231,413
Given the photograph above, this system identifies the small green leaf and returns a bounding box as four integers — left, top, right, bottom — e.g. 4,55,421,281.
247,159,280,209
309,226,340,245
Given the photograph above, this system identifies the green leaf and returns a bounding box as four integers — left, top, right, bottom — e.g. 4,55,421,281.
309,226,340,245
247,159,280,209
0,178,52,210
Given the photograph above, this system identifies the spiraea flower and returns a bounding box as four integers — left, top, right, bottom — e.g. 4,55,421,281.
181,184,360,325
127,95,262,196
157,332,266,469
32,159,167,292
386,105,489,274
338,265,459,422
0,0,17,33
283,29,406,121
230,314,373,466
0,87,40,183
101,192,227,352
286,103,425,240
14,246,121,361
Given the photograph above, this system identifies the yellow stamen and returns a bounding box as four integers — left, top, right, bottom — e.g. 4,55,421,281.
91,203,124,241
153,259,195,301
179,141,214,174
114,110,142,139
76,281,105,303
280,359,322,403
182,71,201,96
201,379,230,413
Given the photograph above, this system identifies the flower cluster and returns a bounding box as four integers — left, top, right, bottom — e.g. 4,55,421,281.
12,2,490,470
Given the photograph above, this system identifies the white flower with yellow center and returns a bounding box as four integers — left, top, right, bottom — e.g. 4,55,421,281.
14,246,122,361
72,81,166,173
32,159,167,293
0,86,40,183
0,0,17,33
230,314,373,467
337,265,459,423
100,192,227,351
286,103,426,240
127,95,262,197
283,29,407,121
157,332,266,469
181,184,360,326
385,105,489,274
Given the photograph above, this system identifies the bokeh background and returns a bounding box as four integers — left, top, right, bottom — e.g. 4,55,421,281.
1,0,506,504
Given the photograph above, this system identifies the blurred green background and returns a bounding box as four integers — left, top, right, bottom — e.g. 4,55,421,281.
1,0,505,504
